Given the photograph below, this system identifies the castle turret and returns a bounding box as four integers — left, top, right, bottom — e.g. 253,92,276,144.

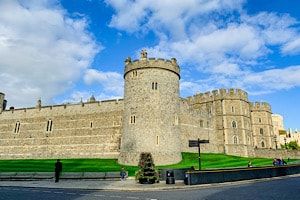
250,102,274,149
118,50,182,166
0,92,6,113
189,88,254,157
36,98,42,109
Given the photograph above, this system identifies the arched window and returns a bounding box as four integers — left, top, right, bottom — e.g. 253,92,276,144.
231,106,235,113
130,115,136,124
232,121,237,128
151,82,158,90
132,70,137,77
233,136,238,144
199,120,204,127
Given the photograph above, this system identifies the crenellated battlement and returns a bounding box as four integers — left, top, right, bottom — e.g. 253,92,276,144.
124,50,180,79
249,101,272,112
1,98,124,116
188,88,248,104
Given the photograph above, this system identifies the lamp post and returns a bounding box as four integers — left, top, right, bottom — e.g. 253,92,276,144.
274,135,277,149
284,137,287,149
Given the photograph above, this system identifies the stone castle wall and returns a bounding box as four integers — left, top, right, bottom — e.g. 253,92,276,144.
254,148,300,160
179,98,214,154
0,99,123,159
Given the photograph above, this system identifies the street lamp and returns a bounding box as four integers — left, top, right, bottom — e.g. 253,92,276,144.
274,135,277,149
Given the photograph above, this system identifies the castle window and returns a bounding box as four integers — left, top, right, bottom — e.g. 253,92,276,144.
14,121,21,133
199,120,204,127
231,106,235,113
132,70,137,77
232,121,237,128
90,122,93,128
259,118,262,123
233,136,238,144
260,128,264,135
156,135,159,145
130,115,136,124
208,106,212,114
46,120,53,132
261,141,265,148
174,114,178,125
152,82,158,90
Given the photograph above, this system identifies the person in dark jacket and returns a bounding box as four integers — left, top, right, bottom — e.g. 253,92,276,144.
55,159,62,182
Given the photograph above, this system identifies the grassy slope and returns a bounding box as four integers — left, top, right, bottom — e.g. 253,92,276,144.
0,153,297,176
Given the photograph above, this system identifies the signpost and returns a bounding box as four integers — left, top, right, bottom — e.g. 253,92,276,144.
188,138,209,170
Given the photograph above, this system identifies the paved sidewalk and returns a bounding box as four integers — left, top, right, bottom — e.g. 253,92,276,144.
0,178,193,191
1,174,299,191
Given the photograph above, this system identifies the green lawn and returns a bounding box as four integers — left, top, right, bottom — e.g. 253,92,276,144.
0,152,297,176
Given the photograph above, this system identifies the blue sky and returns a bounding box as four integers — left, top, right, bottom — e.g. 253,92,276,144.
0,0,299,130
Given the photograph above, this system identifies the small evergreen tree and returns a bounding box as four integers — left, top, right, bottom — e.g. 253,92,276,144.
135,152,160,184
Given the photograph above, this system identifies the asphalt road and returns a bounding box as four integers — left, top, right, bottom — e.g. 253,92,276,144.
1,176,299,200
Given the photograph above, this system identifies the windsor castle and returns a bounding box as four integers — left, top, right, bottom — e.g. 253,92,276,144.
0,50,299,166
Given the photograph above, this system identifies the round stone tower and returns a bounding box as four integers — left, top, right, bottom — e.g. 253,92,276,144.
118,50,182,166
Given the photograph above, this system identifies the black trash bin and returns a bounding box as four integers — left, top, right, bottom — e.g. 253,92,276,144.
184,171,188,185
166,170,175,184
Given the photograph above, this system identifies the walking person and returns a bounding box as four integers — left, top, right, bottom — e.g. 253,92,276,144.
55,159,62,182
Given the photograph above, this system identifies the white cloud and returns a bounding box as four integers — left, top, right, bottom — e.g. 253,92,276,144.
0,0,100,108
106,0,245,37
244,66,300,90
106,0,300,96
45,67,125,105
84,69,124,96
282,38,300,55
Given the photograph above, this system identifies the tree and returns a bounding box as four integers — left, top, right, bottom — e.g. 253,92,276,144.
287,141,300,150
135,152,160,184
